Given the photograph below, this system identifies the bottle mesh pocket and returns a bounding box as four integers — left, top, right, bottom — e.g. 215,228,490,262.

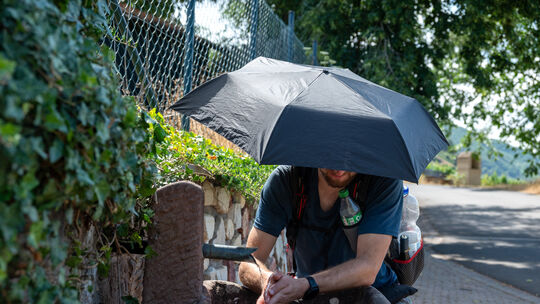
385,239,424,286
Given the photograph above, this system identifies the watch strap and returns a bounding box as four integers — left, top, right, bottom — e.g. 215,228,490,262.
303,276,319,300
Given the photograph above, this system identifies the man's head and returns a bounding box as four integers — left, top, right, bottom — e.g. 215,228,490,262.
318,168,357,188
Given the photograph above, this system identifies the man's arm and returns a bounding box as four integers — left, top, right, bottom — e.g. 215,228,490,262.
264,233,391,304
238,227,277,294
311,233,391,291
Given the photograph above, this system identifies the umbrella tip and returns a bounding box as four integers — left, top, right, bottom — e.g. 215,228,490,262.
322,70,329,74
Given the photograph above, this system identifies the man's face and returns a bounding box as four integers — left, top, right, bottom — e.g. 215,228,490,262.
319,168,357,188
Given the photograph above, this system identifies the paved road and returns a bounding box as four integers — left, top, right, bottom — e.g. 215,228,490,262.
408,184,540,297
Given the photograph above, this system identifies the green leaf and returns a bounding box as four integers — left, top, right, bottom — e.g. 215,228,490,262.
117,223,129,238
144,246,157,259
28,221,44,248
0,122,21,137
65,256,83,268
98,261,110,278
124,104,137,127
44,105,67,132
94,180,110,205
121,295,140,304
76,168,94,185
0,54,16,83
96,120,110,143
153,124,167,143
48,139,64,163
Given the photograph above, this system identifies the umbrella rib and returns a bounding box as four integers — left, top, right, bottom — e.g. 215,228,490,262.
259,71,327,161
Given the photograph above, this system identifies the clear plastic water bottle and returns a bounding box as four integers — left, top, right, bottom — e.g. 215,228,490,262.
399,186,422,258
339,189,362,251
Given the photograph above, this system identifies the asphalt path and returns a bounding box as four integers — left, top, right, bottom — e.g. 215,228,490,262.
408,184,540,297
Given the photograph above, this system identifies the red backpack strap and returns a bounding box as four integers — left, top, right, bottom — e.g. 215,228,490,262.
296,183,307,220
351,174,371,213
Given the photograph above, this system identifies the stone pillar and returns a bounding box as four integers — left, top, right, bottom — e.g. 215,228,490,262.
143,181,204,303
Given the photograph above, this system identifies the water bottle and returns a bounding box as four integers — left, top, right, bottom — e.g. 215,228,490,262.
398,186,421,258
339,189,362,251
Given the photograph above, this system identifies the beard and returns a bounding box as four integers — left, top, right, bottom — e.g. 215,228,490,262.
320,169,356,188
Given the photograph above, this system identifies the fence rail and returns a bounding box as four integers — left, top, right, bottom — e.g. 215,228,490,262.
105,0,306,148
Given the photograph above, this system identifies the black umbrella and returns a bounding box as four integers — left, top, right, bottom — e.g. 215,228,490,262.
171,57,448,182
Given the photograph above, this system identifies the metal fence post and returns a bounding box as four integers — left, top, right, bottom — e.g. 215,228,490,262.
249,0,260,60
287,11,295,62
312,40,318,65
182,0,196,131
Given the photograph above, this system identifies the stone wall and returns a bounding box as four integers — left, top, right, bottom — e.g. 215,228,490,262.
201,181,289,282
82,180,289,303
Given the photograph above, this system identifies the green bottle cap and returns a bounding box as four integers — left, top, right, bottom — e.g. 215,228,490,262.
339,189,349,198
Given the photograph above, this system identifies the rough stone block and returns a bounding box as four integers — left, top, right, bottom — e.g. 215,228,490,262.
241,207,251,240
233,191,246,208
231,233,242,247
203,181,217,207
213,217,226,245
230,203,242,230
215,266,228,281
275,233,284,264
216,187,231,214
204,266,216,280
143,181,203,304
204,214,215,242
225,219,234,241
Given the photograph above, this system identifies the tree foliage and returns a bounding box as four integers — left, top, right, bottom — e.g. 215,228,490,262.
0,0,157,301
268,0,539,176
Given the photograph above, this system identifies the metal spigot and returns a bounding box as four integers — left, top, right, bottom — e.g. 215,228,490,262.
202,243,257,263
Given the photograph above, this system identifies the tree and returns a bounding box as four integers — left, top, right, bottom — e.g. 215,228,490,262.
268,0,540,176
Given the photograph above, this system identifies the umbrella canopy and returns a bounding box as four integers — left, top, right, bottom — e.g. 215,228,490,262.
170,57,448,182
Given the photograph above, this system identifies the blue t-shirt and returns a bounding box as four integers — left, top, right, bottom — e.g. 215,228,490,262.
254,166,403,288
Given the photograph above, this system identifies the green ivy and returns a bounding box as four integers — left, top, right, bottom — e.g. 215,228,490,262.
146,109,275,203
0,0,157,302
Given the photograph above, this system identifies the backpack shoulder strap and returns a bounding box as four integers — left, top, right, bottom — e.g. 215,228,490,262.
285,166,309,250
351,174,372,213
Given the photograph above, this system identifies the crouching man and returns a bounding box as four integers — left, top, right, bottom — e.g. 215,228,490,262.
239,166,403,304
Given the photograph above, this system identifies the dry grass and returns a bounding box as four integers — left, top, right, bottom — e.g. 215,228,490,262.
522,179,540,195
418,175,540,196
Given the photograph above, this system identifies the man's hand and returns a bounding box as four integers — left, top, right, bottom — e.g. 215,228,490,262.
258,272,309,304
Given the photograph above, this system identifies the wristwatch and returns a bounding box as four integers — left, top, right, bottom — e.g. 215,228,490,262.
302,276,319,300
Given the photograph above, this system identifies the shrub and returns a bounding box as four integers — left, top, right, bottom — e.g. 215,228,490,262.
0,0,157,301
146,110,276,203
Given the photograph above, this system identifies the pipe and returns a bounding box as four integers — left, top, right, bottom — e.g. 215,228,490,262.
202,243,257,263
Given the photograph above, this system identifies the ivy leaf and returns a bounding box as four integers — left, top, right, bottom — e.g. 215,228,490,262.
94,180,110,206
121,296,139,304
153,124,167,143
48,139,64,163
65,256,82,268
137,177,155,197
0,54,16,83
76,168,94,186
27,221,44,248
44,105,67,133
96,120,110,143
117,223,129,238
144,246,157,259
123,104,137,127
0,122,21,137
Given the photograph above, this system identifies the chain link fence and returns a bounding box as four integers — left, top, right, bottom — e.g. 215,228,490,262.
105,0,306,151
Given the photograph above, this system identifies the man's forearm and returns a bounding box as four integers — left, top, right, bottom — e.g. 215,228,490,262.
311,257,379,293
239,258,273,294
